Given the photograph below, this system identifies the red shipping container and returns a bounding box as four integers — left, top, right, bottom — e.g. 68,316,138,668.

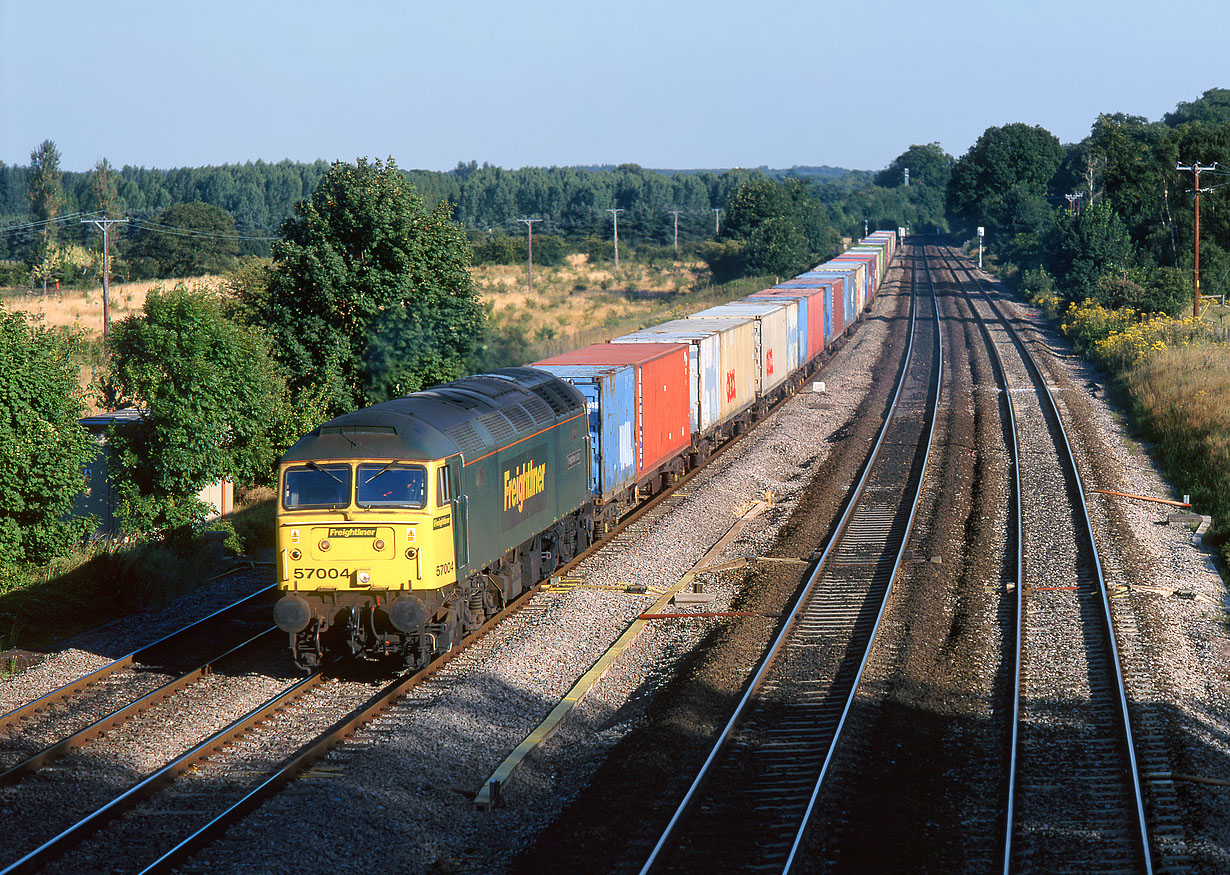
533,342,691,480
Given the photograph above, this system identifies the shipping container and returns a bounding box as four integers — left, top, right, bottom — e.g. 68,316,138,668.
532,343,691,500
771,276,844,344
613,317,756,437
808,263,865,320
688,299,797,397
830,252,879,301
751,287,825,364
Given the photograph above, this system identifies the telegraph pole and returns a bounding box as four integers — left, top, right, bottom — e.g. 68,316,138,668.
82,215,129,343
607,208,624,269
667,209,684,257
517,218,539,294
713,208,721,234
1176,161,1218,318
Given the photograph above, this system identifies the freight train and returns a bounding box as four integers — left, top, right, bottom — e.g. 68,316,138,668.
272,230,900,669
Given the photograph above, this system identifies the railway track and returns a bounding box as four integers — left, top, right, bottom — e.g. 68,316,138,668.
639,242,941,873
933,246,1153,873
0,289,868,873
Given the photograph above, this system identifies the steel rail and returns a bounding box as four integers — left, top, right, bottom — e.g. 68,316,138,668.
639,243,937,874
0,626,280,785
927,243,1025,871
942,247,1152,874
781,242,943,873
0,583,276,733
0,668,327,875
132,550,587,874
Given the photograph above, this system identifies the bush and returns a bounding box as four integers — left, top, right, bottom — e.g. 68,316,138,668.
0,313,97,570
102,285,294,540
1061,300,1135,355
1092,312,1208,372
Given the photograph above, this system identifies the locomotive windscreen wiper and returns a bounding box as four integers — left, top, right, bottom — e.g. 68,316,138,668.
362,460,403,484
307,461,343,483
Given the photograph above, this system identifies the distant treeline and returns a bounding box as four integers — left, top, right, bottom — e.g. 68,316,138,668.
0,159,882,262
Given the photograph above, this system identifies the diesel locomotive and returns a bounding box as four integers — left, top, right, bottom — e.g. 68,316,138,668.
273,368,593,669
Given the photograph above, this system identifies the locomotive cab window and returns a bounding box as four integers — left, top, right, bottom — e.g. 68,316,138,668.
283,463,352,510
437,465,452,506
357,463,427,508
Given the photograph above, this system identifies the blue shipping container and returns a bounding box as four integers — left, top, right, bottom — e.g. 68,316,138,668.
528,363,635,501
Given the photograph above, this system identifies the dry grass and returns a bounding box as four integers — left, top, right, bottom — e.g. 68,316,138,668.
473,254,726,354
1,276,225,334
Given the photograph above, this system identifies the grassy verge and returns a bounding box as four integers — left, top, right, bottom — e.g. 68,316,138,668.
476,255,775,366
1048,297,1230,564
0,490,276,655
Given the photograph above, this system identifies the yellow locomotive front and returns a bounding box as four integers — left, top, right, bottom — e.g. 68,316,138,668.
273,453,463,668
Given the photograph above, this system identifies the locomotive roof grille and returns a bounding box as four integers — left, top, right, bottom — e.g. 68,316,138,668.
445,422,486,458
522,395,556,426
503,402,535,432
479,411,516,443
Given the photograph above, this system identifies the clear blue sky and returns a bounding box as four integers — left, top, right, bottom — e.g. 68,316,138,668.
1,0,1224,174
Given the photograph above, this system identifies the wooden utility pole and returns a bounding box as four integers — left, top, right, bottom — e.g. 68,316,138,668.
667,210,683,257
517,218,539,294
1176,162,1218,318
606,209,624,269
82,215,128,342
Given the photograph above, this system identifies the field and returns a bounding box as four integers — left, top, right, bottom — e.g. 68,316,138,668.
1,256,769,374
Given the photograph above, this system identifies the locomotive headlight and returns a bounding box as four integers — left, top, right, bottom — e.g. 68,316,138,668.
289,548,302,561
405,547,418,560
319,539,331,552
357,570,371,585
374,538,386,551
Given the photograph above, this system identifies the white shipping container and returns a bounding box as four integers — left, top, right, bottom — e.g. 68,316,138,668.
688,299,797,397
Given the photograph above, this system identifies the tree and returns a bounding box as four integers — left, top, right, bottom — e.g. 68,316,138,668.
746,216,807,277
875,143,954,190
946,123,1064,236
1046,200,1134,304
1164,88,1230,128
0,313,96,568
256,157,485,423
27,140,63,250
102,286,294,537
126,202,240,278
723,176,791,239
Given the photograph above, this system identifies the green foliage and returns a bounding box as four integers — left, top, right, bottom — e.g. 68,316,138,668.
1046,200,1134,303
746,216,807,277
126,202,240,278
699,239,749,284
1164,89,1230,127
256,157,486,423
715,176,835,280
0,313,96,569
102,285,293,539
946,123,1063,238
26,140,62,250
472,232,568,267
875,143,953,190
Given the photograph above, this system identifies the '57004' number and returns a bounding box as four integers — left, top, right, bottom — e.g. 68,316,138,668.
293,568,351,579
